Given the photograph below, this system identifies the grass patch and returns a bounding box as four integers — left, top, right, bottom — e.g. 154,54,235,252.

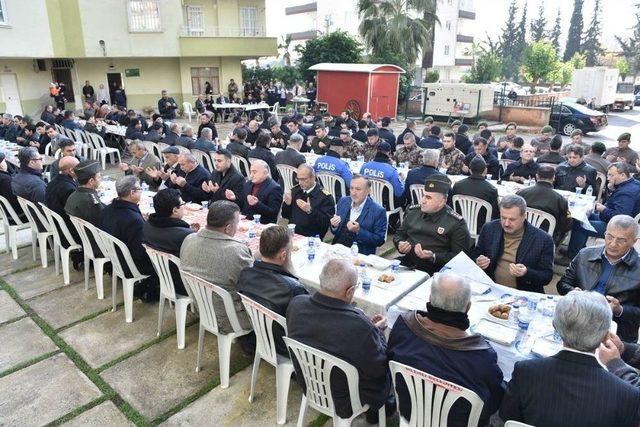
44,395,110,426
0,349,61,378
308,414,331,427
55,304,121,333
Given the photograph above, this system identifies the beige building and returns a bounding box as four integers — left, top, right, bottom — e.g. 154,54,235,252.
0,0,276,116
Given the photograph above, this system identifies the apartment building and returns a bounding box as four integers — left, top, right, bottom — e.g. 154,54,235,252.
266,0,476,83
0,0,277,116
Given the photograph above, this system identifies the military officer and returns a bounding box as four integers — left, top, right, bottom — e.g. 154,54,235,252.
281,164,335,238
310,123,332,155
394,174,471,274
393,132,424,169
64,160,105,227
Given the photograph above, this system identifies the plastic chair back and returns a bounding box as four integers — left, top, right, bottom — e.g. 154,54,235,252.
316,172,346,202
68,215,100,260
96,228,146,280
504,421,535,427
525,207,556,236
276,164,297,193
369,177,398,213
389,360,484,427
0,195,26,226
240,294,287,366
191,149,214,172
499,159,514,178
232,155,250,177
17,196,52,234
40,203,80,249
143,244,183,300
283,336,367,417
409,184,424,205
451,195,492,240
595,171,606,203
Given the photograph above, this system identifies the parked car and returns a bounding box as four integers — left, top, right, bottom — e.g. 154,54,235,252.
539,102,608,136
635,93,640,106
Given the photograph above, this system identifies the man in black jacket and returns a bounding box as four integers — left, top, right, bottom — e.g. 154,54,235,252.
158,90,178,120
163,123,180,146
238,159,283,224
554,144,597,193
248,132,280,182
125,118,144,140
377,116,396,151
165,153,209,203
238,225,308,356
197,113,218,140
0,152,25,223
275,133,306,168
463,137,499,179
226,127,251,160
200,149,246,208
502,144,539,183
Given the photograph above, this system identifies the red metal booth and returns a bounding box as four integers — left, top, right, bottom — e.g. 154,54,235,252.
308,63,405,120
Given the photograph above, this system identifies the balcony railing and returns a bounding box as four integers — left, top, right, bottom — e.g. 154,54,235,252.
179,26,266,38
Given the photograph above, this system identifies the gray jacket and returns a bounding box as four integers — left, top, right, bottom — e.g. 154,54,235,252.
180,228,253,333
606,342,640,387
557,246,640,342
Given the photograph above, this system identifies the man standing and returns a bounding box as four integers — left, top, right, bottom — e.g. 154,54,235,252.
554,144,597,193
473,195,554,293
438,132,465,175
282,164,335,238
503,144,539,183
394,132,423,169
238,159,283,224
158,90,178,120
227,78,239,99
605,133,638,171
394,175,471,274
82,80,95,103
65,160,104,227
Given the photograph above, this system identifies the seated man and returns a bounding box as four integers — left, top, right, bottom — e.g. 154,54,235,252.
238,225,308,356
239,159,283,224
282,164,335,238
0,113,18,142
330,175,387,255
275,132,306,168
125,118,144,140
162,123,180,146
497,122,518,152
314,139,353,197
352,119,368,143
142,188,195,295
502,144,539,184
340,129,365,161
599,332,640,387
226,127,250,160
200,149,246,208
193,127,217,153
438,132,465,175
378,116,396,151
176,124,196,150
249,132,280,182
119,140,162,190
100,176,158,301
449,156,499,230
388,273,505,426
530,125,555,156
473,195,554,293
65,160,104,229
500,291,640,427
12,147,47,204
0,152,25,222
360,141,404,208
455,124,472,155
517,165,572,245
558,215,640,342
197,112,218,140
286,259,390,424
561,128,591,156
537,134,565,165
584,141,611,175
605,132,637,170
393,132,424,169
566,162,640,260
418,125,442,149
49,138,85,177
45,156,79,217
45,124,71,152
165,153,210,203
394,175,471,274
180,200,254,348
554,144,597,194
501,136,523,161
363,128,382,161
310,123,331,155
463,137,499,178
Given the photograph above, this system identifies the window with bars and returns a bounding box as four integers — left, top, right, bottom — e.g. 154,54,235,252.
191,67,219,95
0,0,8,25
128,0,161,32
240,7,257,36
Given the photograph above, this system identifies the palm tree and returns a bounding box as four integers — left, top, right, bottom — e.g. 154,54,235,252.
277,35,293,67
357,0,438,65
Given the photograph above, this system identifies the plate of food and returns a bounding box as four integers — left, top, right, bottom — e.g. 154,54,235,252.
487,303,512,324
377,273,397,285
183,202,202,212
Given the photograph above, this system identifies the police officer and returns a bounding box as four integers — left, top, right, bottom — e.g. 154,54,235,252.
281,164,335,238
313,139,353,197
360,141,404,208
394,174,471,274
64,160,105,227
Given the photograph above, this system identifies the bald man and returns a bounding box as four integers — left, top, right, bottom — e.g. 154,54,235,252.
502,144,539,183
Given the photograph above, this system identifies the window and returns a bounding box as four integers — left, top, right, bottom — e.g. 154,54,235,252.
444,45,450,55
240,7,258,36
191,67,219,95
0,0,8,25
185,5,204,35
128,0,161,32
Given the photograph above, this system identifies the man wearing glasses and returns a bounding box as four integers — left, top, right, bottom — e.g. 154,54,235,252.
12,147,47,204
558,215,640,342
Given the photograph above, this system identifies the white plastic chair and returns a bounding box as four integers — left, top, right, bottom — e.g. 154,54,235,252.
369,177,402,225
409,184,425,205
276,164,298,193
75,130,92,159
452,195,493,242
499,158,514,179
595,171,606,203
143,140,161,160
95,229,149,323
17,196,55,268
183,102,196,123
143,245,193,350
232,154,250,178
240,294,294,425
68,216,109,299
317,172,346,202
525,207,557,237
181,271,252,388
389,360,484,427
269,102,280,120
504,421,535,427
191,149,215,172
40,204,82,285
89,133,121,170
284,337,386,427
0,195,30,259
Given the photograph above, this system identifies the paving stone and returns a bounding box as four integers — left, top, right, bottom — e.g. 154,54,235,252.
0,353,102,426
0,245,48,276
0,317,58,373
102,324,247,420
63,401,133,427
0,290,25,324
162,362,320,427
59,300,181,368
29,275,123,330
5,264,84,301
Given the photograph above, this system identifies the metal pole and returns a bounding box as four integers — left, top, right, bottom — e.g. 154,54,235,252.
498,82,506,122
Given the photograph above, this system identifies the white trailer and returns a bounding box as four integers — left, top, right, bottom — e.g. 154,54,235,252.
615,82,635,111
421,83,494,120
570,67,618,111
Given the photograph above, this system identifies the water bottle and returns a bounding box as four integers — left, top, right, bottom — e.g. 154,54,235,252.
359,262,371,291
543,295,555,317
314,234,321,250
141,182,149,192
575,186,582,195
351,242,359,258
248,223,256,240
517,302,533,330
201,200,209,210
586,185,593,197
529,178,535,187
307,245,315,263
391,260,401,278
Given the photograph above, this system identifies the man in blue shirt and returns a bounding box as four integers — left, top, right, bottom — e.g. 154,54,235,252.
360,141,404,207
419,125,442,149
313,139,353,196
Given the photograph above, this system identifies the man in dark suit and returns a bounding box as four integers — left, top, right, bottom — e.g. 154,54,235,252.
275,133,306,168
403,149,443,204
165,153,209,203
516,164,572,245
500,291,640,427
282,164,335,238
473,194,554,293
163,123,180,146
286,259,390,425
197,113,218,140
226,127,251,160
502,144,539,183
238,159,283,224
158,90,178,120
463,137,499,179
200,149,246,208
377,116,396,151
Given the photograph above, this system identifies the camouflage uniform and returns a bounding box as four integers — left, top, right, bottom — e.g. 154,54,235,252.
393,145,424,169
496,134,518,152
530,136,552,156
363,141,380,162
343,138,365,160
438,147,465,175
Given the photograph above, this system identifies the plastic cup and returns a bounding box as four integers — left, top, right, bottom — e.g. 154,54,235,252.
486,174,492,180
254,214,261,224
287,224,296,236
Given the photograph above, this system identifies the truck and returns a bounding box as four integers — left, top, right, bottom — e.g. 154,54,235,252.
570,67,618,112
421,83,494,120
614,82,635,111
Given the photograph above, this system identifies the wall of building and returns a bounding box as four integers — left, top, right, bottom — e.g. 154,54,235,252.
0,0,54,57
0,60,56,117
482,106,551,127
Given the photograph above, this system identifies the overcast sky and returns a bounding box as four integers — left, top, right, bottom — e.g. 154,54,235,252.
475,0,638,51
